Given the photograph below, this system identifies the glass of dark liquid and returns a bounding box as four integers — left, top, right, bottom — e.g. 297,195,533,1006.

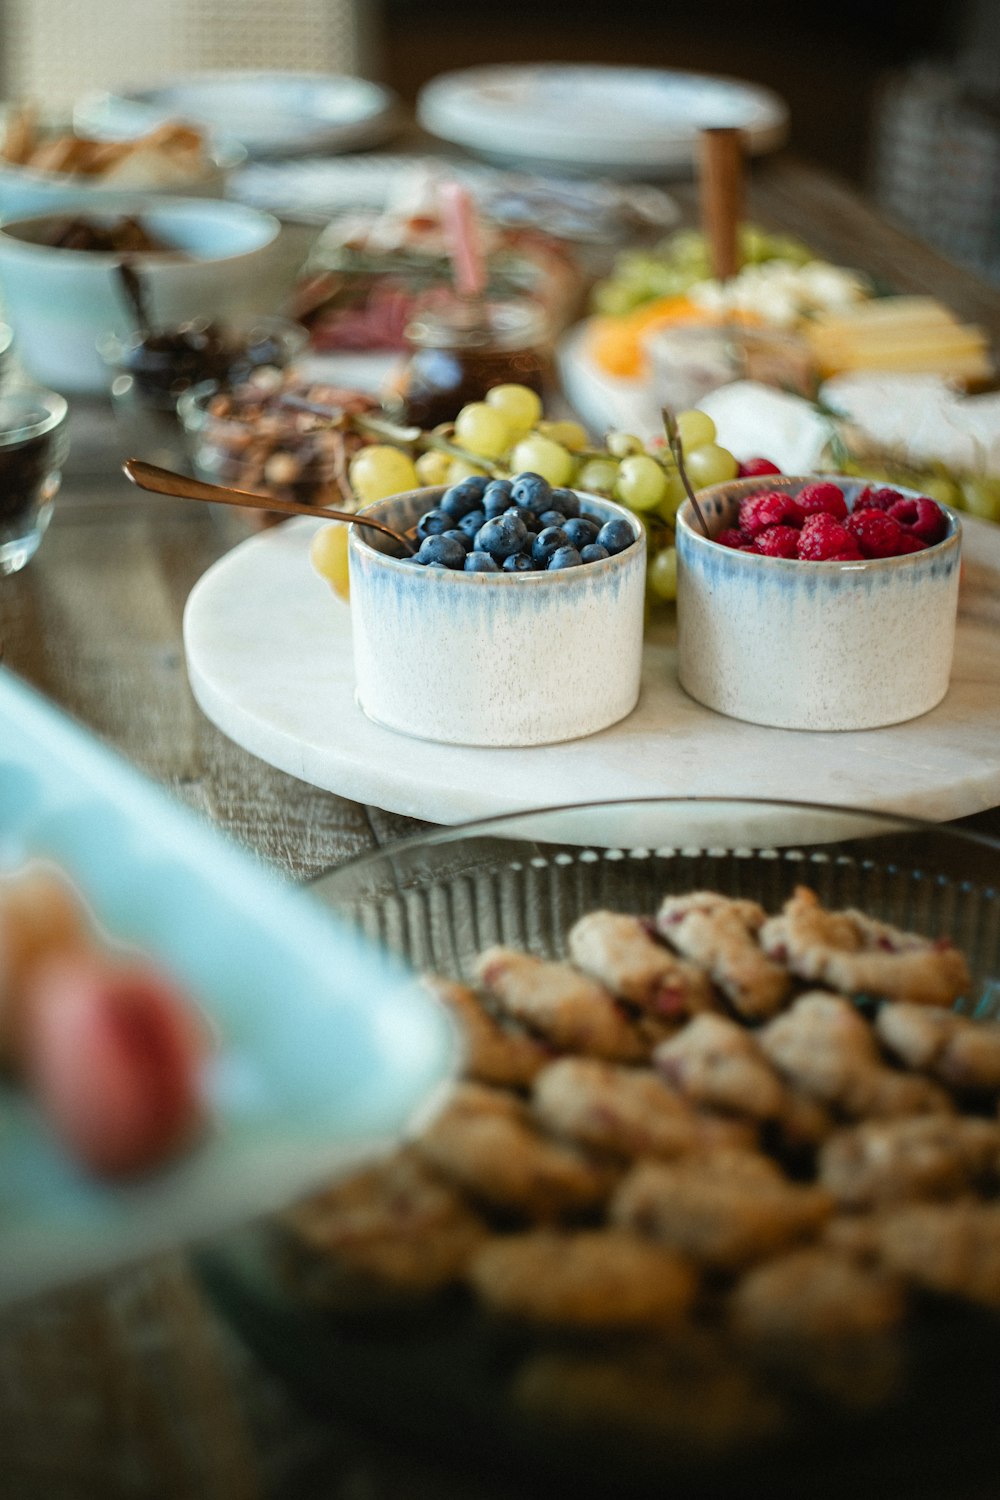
0,389,70,575
399,297,550,430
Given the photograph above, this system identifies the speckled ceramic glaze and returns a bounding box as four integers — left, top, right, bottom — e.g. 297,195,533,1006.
676,476,962,731
348,487,646,746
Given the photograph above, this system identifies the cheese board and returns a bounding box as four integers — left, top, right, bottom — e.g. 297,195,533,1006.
183,513,1000,830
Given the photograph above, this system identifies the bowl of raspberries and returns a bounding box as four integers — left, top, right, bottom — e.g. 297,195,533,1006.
675,475,961,731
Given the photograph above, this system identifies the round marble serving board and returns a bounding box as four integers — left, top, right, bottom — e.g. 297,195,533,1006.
184,515,1000,828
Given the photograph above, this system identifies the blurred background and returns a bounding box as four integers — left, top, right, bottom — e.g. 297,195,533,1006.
1,0,998,277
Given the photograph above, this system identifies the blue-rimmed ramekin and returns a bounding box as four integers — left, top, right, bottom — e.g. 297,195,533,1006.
675,476,961,731
348,487,646,746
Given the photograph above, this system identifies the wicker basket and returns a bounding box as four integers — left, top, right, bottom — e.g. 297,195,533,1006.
0,0,379,110
870,62,1000,285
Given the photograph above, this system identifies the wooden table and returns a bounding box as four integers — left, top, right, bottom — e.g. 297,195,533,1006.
2,153,1000,1499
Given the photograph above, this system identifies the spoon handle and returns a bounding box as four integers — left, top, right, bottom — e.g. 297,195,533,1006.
121,459,416,552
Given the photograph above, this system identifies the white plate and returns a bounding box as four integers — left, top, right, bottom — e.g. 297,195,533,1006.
230,152,678,240
557,318,662,439
0,668,456,1307
417,64,789,177
76,73,401,159
183,515,1000,830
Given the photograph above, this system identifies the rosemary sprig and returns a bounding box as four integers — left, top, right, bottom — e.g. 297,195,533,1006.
662,408,711,537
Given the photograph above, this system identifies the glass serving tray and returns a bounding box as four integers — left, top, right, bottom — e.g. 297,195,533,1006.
198,799,1000,1500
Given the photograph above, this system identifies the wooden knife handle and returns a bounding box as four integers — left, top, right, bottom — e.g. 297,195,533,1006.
699,127,745,281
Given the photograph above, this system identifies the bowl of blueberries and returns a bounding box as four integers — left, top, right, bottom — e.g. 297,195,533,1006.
347,469,645,747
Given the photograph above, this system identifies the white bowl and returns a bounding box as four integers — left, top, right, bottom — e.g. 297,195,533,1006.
0,136,246,223
0,197,298,394
347,487,646,747
675,476,962,731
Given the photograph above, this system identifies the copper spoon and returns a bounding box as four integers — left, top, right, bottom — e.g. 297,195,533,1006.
121,459,418,555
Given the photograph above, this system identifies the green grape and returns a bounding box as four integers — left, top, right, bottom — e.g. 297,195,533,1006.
592,280,652,316
349,445,420,504
654,471,687,524
675,409,717,451
575,457,620,495
647,546,678,603
665,229,711,274
684,443,739,490
415,450,451,486
509,433,575,487
537,419,589,452
309,523,351,602
960,478,1000,522
486,383,542,437
614,454,669,511
919,475,962,507
448,457,488,482
454,402,510,460
606,430,645,458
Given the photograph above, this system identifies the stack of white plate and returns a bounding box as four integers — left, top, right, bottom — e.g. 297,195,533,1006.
417,63,789,178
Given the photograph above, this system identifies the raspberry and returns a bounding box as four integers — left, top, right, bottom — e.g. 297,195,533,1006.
716,527,753,549
894,532,927,555
828,546,864,561
738,457,782,477
845,509,905,558
853,486,904,513
795,481,848,520
738,490,805,537
888,496,947,545
797,513,856,561
755,524,800,558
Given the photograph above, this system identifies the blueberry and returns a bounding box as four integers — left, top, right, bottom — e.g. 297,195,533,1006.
416,508,453,540
510,472,551,512
531,525,570,567
475,513,529,560
547,545,584,570
596,518,635,555
538,510,567,530
563,517,599,549
442,527,473,552
504,505,539,531
417,534,468,569
457,508,486,538
482,479,514,518
580,542,610,564
502,552,534,572
440,480,487,520
464,551,501,572
550,487,580,519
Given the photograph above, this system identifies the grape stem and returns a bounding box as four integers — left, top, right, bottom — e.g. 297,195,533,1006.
662,409,711,536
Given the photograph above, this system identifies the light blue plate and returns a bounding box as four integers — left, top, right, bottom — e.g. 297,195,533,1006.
75,73,401,159
0,666,457,1307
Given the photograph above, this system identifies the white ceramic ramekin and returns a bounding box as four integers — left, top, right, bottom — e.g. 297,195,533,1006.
348,487,646,747
675,476,962,732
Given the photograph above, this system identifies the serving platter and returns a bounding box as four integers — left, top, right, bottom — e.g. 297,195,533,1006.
183,514,1000,831
417,64,788,178
197,800,1000,1500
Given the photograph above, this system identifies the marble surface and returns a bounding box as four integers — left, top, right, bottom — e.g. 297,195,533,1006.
183,514,1000,828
